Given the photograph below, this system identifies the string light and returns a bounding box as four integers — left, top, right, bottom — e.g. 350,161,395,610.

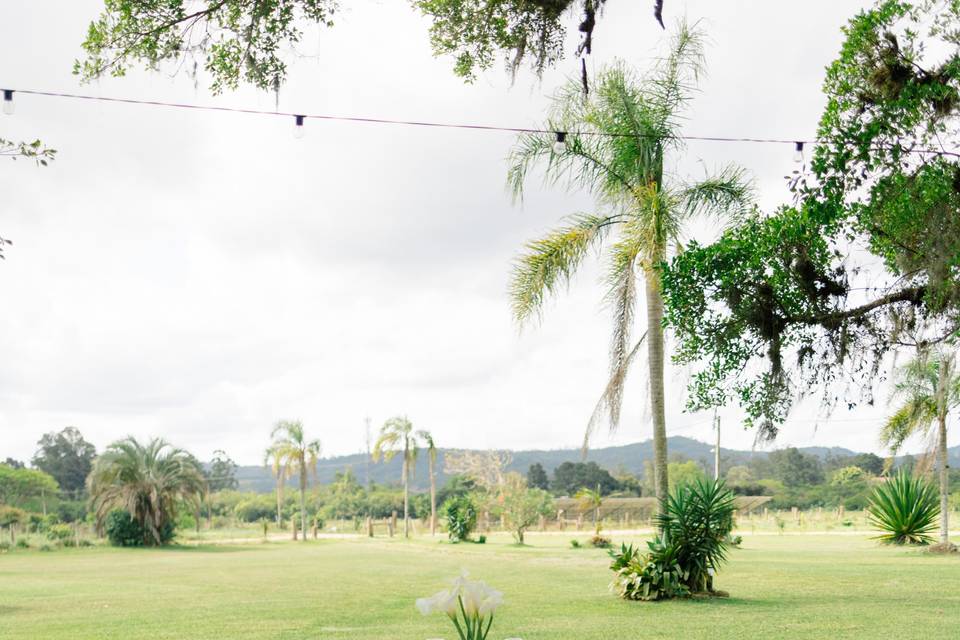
4,87,959,160
553,131,567,154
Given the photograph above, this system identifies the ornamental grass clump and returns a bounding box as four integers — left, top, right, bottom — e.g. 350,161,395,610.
416,572,503,640
610,479,735,601
867,469,939,545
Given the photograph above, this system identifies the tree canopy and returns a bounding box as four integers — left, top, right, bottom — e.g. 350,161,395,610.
32,427,97,494
662,0,960,440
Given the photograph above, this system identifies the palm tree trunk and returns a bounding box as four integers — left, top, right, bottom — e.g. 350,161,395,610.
938,413,949,545
429,455,437,536
299,463,308,542
402,456,410,538
645,267,669,510
275,473,283,526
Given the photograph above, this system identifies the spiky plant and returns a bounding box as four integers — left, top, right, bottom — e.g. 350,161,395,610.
267,420,321,541
655,478,734,592
867,469,940,545
87,437,207,546
881,350,959,545
507,23,753,507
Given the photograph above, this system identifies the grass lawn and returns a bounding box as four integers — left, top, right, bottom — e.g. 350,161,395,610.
2,532,959,639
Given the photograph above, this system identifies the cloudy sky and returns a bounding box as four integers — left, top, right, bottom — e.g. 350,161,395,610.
1,0,944,465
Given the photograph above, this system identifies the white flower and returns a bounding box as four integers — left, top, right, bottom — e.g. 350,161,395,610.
416,589,458,618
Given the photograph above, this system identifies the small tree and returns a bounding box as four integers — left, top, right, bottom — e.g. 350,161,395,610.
575,486,603,535
267,420,322,542
527,463,549,490
502,481,553,545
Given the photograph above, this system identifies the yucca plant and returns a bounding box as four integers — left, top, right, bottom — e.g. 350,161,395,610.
867,469,940,545
655,478,735,592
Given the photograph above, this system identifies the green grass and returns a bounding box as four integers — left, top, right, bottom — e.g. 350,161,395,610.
1,533,959,639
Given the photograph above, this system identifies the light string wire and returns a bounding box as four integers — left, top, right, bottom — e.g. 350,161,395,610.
6,88,960,159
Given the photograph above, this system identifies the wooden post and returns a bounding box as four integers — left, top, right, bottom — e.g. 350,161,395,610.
367,517,374,538
391,511,398,536
557,510,565,531
388,518,395,538
539,515,546,532
292,519,298,541
576,514,583,531
791,506,799,524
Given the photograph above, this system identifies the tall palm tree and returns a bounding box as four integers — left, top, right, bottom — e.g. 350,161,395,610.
508,24,752,507
87,437,207,546
267,420,321,541
264,444,291,526
372,416,425,538
881,350,960,546
418,430,438,535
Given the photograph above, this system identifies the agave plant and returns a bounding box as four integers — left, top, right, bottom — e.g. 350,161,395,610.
655,478,735,592
867,469,940,545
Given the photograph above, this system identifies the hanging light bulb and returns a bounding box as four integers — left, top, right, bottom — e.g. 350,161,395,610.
293,114,305,139
793,141,804,163
553,131,567,154
2,90,14,116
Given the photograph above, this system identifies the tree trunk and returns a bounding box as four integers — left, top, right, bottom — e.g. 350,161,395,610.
275,469,284,526
938,413,949,545
645,266,669,510
299,463,308,542
402,455,410,538
429,455,437,536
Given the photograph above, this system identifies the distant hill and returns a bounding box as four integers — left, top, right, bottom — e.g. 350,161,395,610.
231,436,955,493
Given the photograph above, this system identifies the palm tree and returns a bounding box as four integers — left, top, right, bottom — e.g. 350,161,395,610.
264,444,291,527
87,437,207,546
508,24,752,507
575,485,604,535
881,350,960,546
418,430,438,535
267,420,321,541
372,416,426,538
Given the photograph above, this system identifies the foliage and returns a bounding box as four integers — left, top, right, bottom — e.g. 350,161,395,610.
768,448,825,486
76,0,337,93
526,463,549,490
444,450,511,491
206,450,239,492
881,352,960,452
32,427,96,495
88,437,206,546
551,461,619,496
656,479,735,592
105,509,173,547
609,538,689,601
500,482,553,544
589,534,612,548
0,465,59,507
867,469,940,545
266,420,321,537
443,495,478,542
46,523,74,542
0,505,27,528
662,0,960,437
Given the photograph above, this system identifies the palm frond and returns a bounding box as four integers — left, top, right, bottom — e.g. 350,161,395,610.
509,213,618,324
583,334,647,456
677,165,754,226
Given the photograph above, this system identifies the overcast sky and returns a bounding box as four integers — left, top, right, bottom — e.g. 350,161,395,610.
1,0,948,465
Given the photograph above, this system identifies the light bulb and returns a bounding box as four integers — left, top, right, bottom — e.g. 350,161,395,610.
792,141,804,163
2,90,13,116
552,131,566,154
293,114,305,139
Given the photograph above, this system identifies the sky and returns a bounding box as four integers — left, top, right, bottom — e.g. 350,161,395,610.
1,0,950,466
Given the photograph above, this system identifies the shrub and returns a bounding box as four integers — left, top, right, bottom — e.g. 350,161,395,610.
589,535,612,549
442,495,477,542
39,543,53,552
609,537,690,602
105,510,174,547
16,538,30,549
0,541,10,552
476,535,487,544
47,524,74,542
867,469,939,545
570,539,582,549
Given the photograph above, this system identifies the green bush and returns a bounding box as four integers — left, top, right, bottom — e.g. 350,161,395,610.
47,524,74,542
570,539,582,549
609,537,690,602
105,510,174,547
867,469,939,545
589,534,612,548
16,538,30,549
0,541,10,552
442,495,477,542
656,478,735,593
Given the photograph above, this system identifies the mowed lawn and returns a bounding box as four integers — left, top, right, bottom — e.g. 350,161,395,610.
2,533,959,639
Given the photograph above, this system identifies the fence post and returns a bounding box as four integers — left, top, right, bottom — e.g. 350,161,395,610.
367,517,374,538
576,514,583,531
557,510,565,531
292,518,298,541
539,515,546,532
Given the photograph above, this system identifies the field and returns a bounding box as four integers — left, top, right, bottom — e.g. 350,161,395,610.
2,532,959,640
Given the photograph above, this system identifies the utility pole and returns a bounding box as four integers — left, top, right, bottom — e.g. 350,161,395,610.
713,409,721,481
364,416,372,488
